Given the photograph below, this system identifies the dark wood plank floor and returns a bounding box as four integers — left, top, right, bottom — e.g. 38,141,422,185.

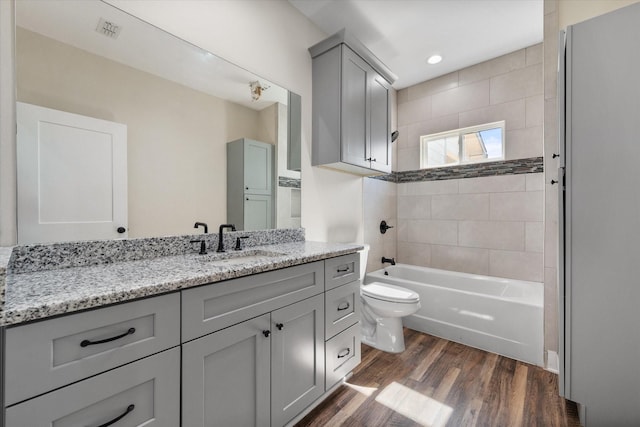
296,328,580,427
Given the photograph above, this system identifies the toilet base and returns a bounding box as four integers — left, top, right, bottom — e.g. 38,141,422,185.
361,316,406,353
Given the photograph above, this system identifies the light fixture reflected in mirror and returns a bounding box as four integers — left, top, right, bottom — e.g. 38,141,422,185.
249,80,270,101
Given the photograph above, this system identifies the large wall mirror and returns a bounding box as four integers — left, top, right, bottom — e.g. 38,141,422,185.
15,0,301,244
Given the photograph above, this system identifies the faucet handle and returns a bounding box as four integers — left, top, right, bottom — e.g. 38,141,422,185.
190,239,207,255
235,236,249,251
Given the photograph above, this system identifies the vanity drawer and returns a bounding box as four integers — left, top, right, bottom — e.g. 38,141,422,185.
325,323,361,390
324,253,359,290
182,261,324,342
4,292,180,406
325,280,361,339
6,347,180,426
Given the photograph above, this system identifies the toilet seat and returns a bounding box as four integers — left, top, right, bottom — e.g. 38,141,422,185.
361,282,419,303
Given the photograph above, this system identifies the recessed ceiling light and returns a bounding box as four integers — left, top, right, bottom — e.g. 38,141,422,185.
427,55,442,65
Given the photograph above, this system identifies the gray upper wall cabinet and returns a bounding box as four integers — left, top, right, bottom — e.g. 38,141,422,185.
309,30,396,176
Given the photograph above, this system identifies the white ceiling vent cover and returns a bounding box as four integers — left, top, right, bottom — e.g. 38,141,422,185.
96,18,121,39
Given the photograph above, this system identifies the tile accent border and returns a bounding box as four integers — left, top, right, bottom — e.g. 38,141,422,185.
8,228,306,274
278,176,301,188
370,157,543,183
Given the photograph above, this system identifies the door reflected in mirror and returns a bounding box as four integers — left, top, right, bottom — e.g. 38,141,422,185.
14,0,301,244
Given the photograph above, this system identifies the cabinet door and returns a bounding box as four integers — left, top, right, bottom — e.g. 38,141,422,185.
244,194,273,231
271,294,325,427
369,73,391,173
182,314,271,427
244,140,273,195
340,47,369,169
6,348,180,426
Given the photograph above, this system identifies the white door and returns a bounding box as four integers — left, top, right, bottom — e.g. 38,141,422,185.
17,102,127,244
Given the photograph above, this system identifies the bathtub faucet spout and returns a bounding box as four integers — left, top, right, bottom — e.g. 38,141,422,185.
381,257,396,266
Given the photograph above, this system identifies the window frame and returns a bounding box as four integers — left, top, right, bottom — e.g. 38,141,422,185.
419,121,506,169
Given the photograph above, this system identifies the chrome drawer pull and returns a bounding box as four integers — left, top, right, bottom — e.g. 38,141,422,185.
337,348,351,359
80,328,136,347
95,404,135,427
337,266,350,273
337,302,350,311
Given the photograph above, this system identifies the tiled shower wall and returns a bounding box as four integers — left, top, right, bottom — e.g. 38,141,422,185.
390,44,545,282
396,173,543,282
363,178,397,274
396,44,543,171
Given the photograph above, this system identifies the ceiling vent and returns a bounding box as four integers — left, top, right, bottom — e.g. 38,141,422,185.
96,18,122,39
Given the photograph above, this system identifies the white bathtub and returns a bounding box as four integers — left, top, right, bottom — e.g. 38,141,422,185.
366,264,543,366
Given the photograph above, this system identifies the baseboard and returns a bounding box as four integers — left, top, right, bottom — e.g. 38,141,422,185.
546,350,559,374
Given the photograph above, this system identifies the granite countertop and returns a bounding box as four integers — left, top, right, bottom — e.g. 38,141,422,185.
1,241,362,327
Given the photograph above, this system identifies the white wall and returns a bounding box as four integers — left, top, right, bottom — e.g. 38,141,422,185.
558,0,639,28
105,0,364,244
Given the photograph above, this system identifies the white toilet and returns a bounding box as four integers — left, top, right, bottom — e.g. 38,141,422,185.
358,246,420,353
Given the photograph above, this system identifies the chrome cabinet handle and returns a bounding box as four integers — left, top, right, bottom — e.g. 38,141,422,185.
337,348,351,358
80,328,135,347
94,404,135,427
337,266,350,273
337,302,350,311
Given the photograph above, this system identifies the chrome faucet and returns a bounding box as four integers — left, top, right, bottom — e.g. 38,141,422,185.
217,224,236,252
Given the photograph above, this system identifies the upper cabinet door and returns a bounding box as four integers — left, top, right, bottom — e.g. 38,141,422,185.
244,139,273,195
17,102,127,244
341,47,370,169
369,74,391,173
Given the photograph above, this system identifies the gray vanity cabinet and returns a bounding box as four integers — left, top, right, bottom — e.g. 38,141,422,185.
227,138,274,230
271,294,325,427
182,314,271,427
5,341,180,426
310,30,395,175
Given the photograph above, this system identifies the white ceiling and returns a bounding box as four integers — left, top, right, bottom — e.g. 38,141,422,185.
289,0,543,89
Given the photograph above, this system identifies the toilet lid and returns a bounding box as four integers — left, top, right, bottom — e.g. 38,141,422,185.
362,282,420,303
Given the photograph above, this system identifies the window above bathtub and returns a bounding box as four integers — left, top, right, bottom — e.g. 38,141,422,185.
419,121,505,169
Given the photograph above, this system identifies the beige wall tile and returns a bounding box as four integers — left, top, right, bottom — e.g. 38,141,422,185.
407,71,459,100
432,193,490,220
526,43,543,66
397,147,420,171
545,0,557,15
490,191,543,221
396,124,409,149
431,80,490,118
397,88,409,105
407,114,459,148
489,250,544,282
458,49,526,86
459,220,525,251
398,242,432,267
505,126,543,159
398,195,431,219
459,99,526,130
458,174,526,194
398,96,431,126
490,64,543,105
431,245,490,275
526,173,544,191
526,221,544,253
396,218,408,242
407,219,458,245
404,179,459,196
526,94,544,128
544,10,559,100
